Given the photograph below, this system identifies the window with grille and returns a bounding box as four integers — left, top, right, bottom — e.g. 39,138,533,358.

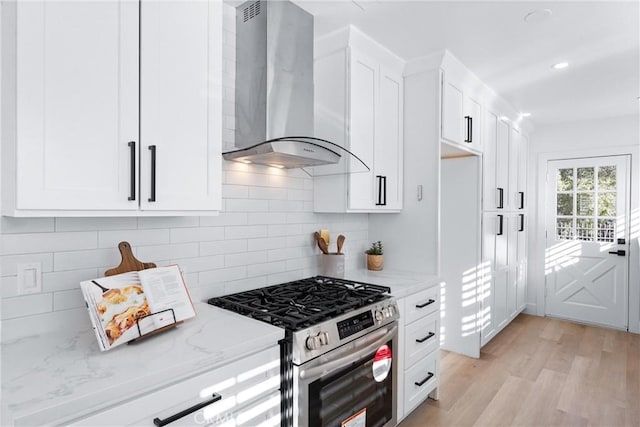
555,165,617,242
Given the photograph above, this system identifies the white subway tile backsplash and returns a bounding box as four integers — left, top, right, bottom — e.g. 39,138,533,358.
225,199,269,212
200,239,247,256
42,268,99,293
247,212,287,225
170,227,224,244
55,217,137,232
0,232,96,256
286,212,318,224
225,251,267,268
199,212,247,227
53,289,85,311
1,253,54,276
287,189,313,201
249,186,288,200
1,293,52,320
1,217,54,234
136,243,199,263
54,248,122,272
223,276,268,295
286,255,321,271
225,225,268,240
98,229,171,249
269,200,304,212
1,276,18,298
268,224,303,237
247,261,286,277
248,236,287,252
172,255,224,274
222,184,249,199
199,266,246,285
137,217,200,229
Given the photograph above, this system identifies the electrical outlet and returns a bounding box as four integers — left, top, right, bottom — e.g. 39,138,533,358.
17,262,42,295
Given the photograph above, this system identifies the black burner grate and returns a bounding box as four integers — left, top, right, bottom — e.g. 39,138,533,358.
208,276,391,331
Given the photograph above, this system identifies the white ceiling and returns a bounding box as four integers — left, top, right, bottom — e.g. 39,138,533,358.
295,0,640,127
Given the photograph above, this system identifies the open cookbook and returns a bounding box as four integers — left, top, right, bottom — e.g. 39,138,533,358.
80,265,196,351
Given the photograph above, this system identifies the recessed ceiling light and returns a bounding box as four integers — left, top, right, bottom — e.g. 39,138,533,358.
552,62,569,70
520,112,532,118
524,9,552,23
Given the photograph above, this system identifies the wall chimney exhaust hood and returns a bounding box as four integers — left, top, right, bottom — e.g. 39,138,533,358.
223,0,368,175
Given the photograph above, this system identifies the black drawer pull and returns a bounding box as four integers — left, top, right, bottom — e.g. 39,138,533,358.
518,191,525,209
128,141,136,201
497,187,504,209
148,145,157,202
519,214,525,232
497,214,504,236
416,299,435,309
416,332,435,343
415,372,434,387
153,393,221,426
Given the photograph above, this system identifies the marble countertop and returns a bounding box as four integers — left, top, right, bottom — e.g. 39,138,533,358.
343,269,442,298
1,303,284,426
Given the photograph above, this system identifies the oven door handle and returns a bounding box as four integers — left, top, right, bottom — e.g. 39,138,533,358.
299,325,397,381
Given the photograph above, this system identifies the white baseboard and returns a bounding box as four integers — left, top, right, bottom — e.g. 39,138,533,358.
523,303,538,316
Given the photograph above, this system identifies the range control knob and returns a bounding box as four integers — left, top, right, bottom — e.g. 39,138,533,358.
318,331,330,346
374,310,384,322
306,335,321,351
381,307,391,318
387,305,396,316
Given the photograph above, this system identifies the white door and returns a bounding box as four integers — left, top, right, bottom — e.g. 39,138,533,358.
441,78,464,145
139,0,222,211
463,95,482,152
347,51,377,210
16,0,139,211
545,156,631,329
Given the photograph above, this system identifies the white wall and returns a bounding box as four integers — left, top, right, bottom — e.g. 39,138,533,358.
0,5,370,342
527,114,640,333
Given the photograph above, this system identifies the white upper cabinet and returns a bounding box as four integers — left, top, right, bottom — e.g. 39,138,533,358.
9,0,139,212
441,74,482,153
314,26,404,213
2,0,222,216
139,0,222,212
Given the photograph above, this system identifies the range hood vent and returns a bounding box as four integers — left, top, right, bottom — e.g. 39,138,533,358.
223,0,369,175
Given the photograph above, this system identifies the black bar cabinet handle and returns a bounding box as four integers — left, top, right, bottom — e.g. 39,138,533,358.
519,214,524,232
416,299,435,309
608,250,626,256
415,372,435,387
469,116,473,143
497,214,504,236
497,188,504,209
416,332,436,343
519,191,525,209
382,176,387,206
464,116,471,143
375,175,384,206
128,141,136,201
148,145,156,202
153,393,221,426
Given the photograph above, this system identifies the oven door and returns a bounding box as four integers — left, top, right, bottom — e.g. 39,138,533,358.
295,323,398,427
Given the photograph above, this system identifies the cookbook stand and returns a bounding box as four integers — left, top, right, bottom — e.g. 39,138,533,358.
105,241,183,344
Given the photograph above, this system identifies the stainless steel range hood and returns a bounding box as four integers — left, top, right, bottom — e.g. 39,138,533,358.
223,0,368,173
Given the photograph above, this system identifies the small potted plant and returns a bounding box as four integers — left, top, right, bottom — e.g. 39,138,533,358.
365,241,384,271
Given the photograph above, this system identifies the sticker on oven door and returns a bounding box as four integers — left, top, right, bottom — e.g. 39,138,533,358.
372,344,392,382
341,408,366,427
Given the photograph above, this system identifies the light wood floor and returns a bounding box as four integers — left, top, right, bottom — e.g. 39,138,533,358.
400,314,640,427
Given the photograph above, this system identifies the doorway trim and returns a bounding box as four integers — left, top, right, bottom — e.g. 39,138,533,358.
533,145,639,333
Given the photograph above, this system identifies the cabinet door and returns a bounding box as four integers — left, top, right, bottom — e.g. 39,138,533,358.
509,127,521,210
464,96,482,152
139,0,222,212
15,1,139,210
516,213,527,312
348,51,377,210
483,110,499,210
482,213,509,270
518,134,529,210
441,79,464,145
375,67,403,210
496,119,510,209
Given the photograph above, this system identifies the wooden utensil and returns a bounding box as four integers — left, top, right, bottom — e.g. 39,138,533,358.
336,235,346,254
314,232,330,254
105,241,156,276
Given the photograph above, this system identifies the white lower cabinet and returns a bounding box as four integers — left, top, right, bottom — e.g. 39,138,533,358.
69,347,280,426
397,285,441,422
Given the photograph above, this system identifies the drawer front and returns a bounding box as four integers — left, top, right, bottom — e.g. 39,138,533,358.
405,286,440,324
69,347,280,426
404,350,439,416
405,311,439,368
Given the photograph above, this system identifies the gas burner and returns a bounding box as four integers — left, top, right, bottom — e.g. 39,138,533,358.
208,276,391,330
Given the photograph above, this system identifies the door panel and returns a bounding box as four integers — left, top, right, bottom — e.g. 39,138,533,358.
545,156,630,329
441,79,464,145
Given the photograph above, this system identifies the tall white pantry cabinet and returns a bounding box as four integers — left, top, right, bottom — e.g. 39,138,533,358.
370,50,531,358
1,0,222,216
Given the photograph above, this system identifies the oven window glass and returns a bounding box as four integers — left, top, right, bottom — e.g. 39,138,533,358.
308,340,393,427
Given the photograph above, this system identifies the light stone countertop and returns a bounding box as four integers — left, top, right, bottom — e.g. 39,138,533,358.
1,303,284,427
343,269,442,298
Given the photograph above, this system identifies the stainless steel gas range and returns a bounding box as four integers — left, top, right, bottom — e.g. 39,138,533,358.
209,276,399,427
